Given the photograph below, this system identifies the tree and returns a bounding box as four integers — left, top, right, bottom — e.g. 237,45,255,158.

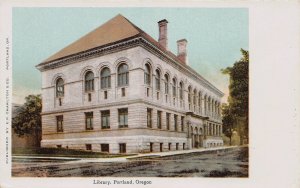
221,103,235,145
222,49,249,145
12,94,42,147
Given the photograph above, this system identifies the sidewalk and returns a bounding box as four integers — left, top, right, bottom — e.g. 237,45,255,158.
126,146,237,159
13,146,237,164
69,146,237,163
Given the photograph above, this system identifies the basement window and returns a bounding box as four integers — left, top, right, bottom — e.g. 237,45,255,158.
104,91,107,99
88,93,92,101
86,144,92,151
122,88,126,97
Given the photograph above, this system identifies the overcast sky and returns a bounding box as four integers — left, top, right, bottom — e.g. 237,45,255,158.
12,7,248,104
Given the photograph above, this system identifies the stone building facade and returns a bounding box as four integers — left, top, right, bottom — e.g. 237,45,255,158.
36,14,223,154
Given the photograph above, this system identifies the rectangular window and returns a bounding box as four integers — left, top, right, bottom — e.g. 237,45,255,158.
118,108,128,128
157,92,159,100
59,98,62,106
56,115,63,132
86,144,92,151
174,115,178,131
147,108,152,128
104,91,107,99
101,110,110,129
176,143,179,150
88,93,91,102
119,143,126,153
147,88,149,97
157,111,162,129
57,145,62,148
183,143,186,150
181,116,185,132
150,142,153,152
166,113,170,130
101,144,109,153
121,88,126,97
168,143,171,151
160,143,163,152
85,112,93,130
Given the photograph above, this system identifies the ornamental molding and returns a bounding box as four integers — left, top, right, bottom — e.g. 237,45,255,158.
36,36,223,97
51,73,67,86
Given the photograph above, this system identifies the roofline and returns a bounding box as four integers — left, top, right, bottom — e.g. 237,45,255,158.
36,35,224,97
144,40,224,97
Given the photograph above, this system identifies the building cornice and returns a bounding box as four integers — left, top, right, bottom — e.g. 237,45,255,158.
186,111,209,120
41,98,187,115
36,36,224,97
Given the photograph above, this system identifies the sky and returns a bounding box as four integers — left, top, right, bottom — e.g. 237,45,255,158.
12,7,248,104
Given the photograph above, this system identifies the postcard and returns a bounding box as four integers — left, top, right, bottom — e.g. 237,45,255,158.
0,1,299,188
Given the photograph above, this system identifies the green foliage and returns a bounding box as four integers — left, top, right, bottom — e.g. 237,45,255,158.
221,103,235,144
12,95,42,144
221,49,249,145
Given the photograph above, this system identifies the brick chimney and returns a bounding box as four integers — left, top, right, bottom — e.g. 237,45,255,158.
158,19,168,50
177,39,188,65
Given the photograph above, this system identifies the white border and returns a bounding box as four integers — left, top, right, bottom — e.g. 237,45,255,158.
1,1,300,188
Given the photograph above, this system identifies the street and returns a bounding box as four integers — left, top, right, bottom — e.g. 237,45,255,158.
12,146,248,177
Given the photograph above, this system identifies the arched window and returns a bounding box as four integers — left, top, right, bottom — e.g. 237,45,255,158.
204,95,207,114
198,92,202,112
85,71,94,92
101,67,111,89
208,97,211,113
211,99,215,115
172,78,177,97
56,78,64,97
144,64,151,85
188,86,192,110
118,63,129,86
193,89,197,105
179,82,184,100
155,69,160,90
164,74,169,94
188,86,192,103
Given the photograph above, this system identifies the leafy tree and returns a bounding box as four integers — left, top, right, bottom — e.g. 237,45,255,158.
12,94,42,147
222,49,249,145
221,103,235,145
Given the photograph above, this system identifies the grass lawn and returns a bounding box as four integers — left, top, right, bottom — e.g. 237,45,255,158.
12,147,135,158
